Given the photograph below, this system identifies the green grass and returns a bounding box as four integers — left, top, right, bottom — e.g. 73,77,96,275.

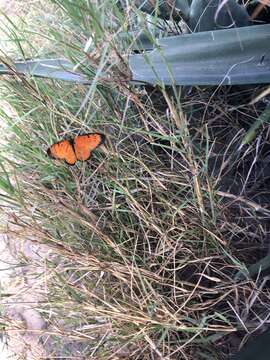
0,1,269,359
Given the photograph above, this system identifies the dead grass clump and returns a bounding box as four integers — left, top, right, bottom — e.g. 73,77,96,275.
0,1,270,359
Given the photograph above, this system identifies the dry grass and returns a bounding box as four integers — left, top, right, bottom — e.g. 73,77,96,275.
0,1,270,359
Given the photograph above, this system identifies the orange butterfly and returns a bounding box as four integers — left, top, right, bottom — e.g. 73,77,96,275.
47,133,105,165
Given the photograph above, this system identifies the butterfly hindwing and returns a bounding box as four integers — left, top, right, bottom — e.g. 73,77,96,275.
73,133,105,161
47,139,77,165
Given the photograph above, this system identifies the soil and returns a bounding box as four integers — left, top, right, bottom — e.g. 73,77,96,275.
0,234,48,359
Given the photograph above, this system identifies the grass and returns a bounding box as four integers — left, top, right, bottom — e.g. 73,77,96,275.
0,0,270,359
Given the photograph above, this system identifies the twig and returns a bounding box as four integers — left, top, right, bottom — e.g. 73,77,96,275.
216,190,270,215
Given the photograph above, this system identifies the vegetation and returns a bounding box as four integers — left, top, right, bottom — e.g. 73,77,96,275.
0,1,270,358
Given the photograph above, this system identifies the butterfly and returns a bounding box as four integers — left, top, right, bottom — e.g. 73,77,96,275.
47,133,105,165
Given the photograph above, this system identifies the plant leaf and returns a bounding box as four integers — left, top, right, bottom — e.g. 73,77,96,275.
189,0,250,32
129,24,270,85
231,330,270,360
235,252,270,281
0,58,89,83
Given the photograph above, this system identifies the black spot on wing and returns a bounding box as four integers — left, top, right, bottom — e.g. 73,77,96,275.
47,147,52,157
98,133,106,145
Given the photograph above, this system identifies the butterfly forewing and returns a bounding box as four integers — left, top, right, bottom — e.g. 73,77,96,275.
73,133,105,161
47,140,77,165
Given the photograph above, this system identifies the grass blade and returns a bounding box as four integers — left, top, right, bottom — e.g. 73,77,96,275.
241,105,270,145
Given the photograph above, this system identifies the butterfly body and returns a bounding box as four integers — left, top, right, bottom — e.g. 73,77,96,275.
47,133,105,165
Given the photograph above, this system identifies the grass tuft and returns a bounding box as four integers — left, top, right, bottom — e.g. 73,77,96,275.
1,1,270,359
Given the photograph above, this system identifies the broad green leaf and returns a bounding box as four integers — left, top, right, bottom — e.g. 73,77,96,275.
231,330,270,360
189,0,250,32
0,58,89,83
235,253,270,281
129,24,270,85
